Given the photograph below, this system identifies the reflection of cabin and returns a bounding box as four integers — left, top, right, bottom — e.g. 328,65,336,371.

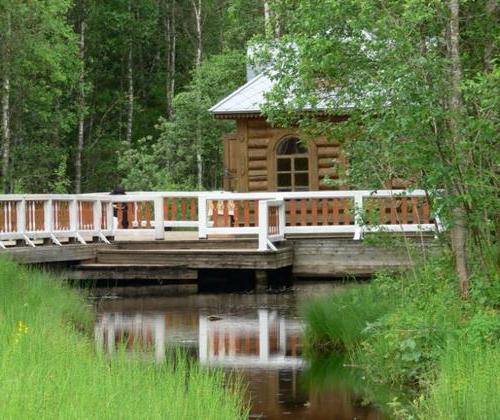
210,74,348,192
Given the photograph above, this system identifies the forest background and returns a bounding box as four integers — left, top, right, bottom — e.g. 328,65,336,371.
0,0,268,194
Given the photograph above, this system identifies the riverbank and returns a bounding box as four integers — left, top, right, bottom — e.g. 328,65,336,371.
304,255,500,419
0,259,247,419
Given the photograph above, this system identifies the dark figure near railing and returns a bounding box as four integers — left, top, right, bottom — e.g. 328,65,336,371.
110,186,128,229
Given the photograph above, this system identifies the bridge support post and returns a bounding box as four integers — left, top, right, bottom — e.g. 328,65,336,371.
255,269,268,292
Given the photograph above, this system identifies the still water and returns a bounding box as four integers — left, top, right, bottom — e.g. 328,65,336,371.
93,283,383,419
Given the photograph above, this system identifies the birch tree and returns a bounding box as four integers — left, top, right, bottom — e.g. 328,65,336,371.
1,9,11,193
257,0,499,292
75,19,86,193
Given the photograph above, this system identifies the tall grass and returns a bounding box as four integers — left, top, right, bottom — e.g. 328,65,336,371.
302,256,500,418
0,259,247,419
421,344,500,419
304,284,390,353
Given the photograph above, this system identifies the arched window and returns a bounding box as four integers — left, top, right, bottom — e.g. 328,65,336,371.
276,137,309,191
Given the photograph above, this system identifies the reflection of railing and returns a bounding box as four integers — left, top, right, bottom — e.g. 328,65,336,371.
0,190,440,250
199,310,303,368
94,309,303,367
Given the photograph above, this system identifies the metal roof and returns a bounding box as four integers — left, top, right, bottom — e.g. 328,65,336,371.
209,73,354,117
209,73,273,115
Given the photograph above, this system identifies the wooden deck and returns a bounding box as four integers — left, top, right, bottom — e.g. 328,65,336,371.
0,189,441,289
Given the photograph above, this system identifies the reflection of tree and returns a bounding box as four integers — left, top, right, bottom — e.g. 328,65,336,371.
302,354,389,419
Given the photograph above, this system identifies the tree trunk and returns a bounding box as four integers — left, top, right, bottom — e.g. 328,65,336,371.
484,0,497,72
1,12,11,194
75,20,86,194
447,0,469,297
163,0,176,119
193,0,203,189
264,0,271,37
126,1,134,147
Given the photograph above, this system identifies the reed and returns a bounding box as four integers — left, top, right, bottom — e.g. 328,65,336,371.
0,258,247,419
421,344,500,419
303,283,390,353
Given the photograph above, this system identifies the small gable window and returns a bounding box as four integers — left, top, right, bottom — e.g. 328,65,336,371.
276,137,309,191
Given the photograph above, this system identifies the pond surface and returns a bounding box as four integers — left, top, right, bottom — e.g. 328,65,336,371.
93,283,383,419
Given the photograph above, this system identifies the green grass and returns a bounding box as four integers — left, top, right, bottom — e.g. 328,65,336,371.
421,344,500,419
0,259,247,419
304,284,390,353
302,256,500,418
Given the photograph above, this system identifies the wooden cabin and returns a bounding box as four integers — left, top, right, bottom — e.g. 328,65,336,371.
210,74,349,192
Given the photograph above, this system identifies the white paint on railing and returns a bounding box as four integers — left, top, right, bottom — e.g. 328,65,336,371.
0,190,439,250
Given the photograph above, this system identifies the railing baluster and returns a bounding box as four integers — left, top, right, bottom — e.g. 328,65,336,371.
253,200,259,227
422,199,430,224
146,202,152,228
181,199,187,221
223,200,229,227
343,198,351,225
164,198,169,221
233,201,239,227
321,199,328,225
390,198,398,224
311,199,318,226
332,199,339,225
289,199,296,226
190,198,197,221
171,198,178,222
243,201,250,227
401,197,408,224
300,199,307,226
379,198,386,224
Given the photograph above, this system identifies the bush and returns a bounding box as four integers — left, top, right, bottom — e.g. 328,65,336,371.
303,256,500,418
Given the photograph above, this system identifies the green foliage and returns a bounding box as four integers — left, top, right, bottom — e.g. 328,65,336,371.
419,344,500,420
304,257,500,417
258,0,500,257
304,284,390,353
0,0,265,193
118,50,246,190
0,0,80,192
0,258,248,419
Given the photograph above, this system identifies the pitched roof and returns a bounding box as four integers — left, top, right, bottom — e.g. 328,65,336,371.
209,73,273,115
209,73,354,118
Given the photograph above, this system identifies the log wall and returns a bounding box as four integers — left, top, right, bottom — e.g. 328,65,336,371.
223,117,348,192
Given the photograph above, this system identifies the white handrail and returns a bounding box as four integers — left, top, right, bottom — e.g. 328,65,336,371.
0,190,439,249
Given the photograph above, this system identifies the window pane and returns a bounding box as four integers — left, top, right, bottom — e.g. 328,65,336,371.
295,173,309,187
295,158,309,171
277,137,307,155
277,158,291,171
278,173,292,187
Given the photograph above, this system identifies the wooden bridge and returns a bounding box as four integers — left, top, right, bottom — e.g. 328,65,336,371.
0,190,441,285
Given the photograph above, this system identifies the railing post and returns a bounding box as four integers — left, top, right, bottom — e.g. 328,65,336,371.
198,194,208,239
16,198,26,237
93,200,102,234
278,200,286,238
69,199,78,234
154,197,164,240
44,199,53,233
353,193,364,240
258,200,268,251
105,201,114,234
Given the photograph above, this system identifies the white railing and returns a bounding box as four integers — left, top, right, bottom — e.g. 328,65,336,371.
0,190,440,251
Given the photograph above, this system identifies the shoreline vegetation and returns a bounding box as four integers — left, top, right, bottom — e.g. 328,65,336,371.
0,258,247,419
303,254,500,419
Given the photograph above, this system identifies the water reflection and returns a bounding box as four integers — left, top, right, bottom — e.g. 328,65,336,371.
94,289,383,419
